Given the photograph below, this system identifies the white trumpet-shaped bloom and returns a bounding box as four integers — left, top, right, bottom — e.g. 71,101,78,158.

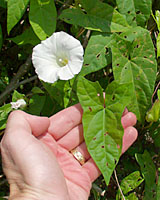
32,31,84,83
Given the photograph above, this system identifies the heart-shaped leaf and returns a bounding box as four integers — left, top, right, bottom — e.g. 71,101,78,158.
77,77,132,185
110,27,157,122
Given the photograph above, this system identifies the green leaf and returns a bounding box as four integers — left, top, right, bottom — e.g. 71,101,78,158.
9,27,40,46
116,0,152,27
146,99,160,123
42,80,74,108
29,0,57,40
31,87,44,94
0,25,2,50
156,10,160,31
7,0,29,34
80,32,112,76
158,89,160,100
110,27,157,122
77,77,132,185
135,150,156,200
0,104,12,130
28,94,46,115
126,193,138,200
157,33,160,58
116,171,144,199
59,0,130,33
12,90,25,102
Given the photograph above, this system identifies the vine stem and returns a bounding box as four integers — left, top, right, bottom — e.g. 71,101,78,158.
114,169,126,200
0,55,32,105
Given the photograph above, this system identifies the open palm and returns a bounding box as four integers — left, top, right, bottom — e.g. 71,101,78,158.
1,104,137,200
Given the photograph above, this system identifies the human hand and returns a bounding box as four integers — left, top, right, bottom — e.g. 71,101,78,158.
1,104,137,200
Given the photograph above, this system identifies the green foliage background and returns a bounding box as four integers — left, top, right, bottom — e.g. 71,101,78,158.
0,0,160,199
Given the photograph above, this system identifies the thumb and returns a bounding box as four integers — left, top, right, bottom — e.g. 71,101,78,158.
6,110,50,137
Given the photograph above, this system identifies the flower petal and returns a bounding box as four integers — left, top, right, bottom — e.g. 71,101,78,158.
56,32,83,53
36,63,59,83
57,65,74,80
68,60,83,75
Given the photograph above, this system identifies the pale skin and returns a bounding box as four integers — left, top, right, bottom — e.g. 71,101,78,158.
0,104,138,200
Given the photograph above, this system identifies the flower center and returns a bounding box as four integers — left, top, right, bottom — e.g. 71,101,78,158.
58,58,68,67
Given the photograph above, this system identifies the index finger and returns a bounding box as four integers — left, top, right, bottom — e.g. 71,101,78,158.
48,103,83,140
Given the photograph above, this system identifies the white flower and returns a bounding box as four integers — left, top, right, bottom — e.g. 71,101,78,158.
32,31,84,83
11,99,26,109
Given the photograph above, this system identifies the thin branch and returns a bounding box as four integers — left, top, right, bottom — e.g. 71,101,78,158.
0,55,32,105
57,0,73,16
18,75,38,87
83,30,91,48
114,169,126,200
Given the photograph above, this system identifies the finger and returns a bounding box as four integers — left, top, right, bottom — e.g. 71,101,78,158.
57,124,84,151
48,103,83,140
76,142,90,161
122,126,138,154
121,112,137,129
82,158,101,182
122,107,128,116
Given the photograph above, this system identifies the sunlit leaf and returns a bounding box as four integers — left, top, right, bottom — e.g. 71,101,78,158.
7,0,29,34
29,0,57,40
136,150,156,200
157,33,160,58
80,32,112,76
116,171,144,199
12,90,25,102
59,0,130,33
110,27,157,122
116,0,152,27
156,10,160,31
77,77,132,185
0,104,12,130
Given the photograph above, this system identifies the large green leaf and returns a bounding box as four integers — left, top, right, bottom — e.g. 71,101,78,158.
29,0,57,40
110,27,157,122
116,0,152,27
116,171,144,199
136,150,156,200
28,94,46,115
10,27,40,46
80,32,112,76
0,25,2,50
7,0,29,34
77,77,132,185
59,0,130,33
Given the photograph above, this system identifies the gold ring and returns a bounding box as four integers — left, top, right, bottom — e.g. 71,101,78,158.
70,149,85,165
